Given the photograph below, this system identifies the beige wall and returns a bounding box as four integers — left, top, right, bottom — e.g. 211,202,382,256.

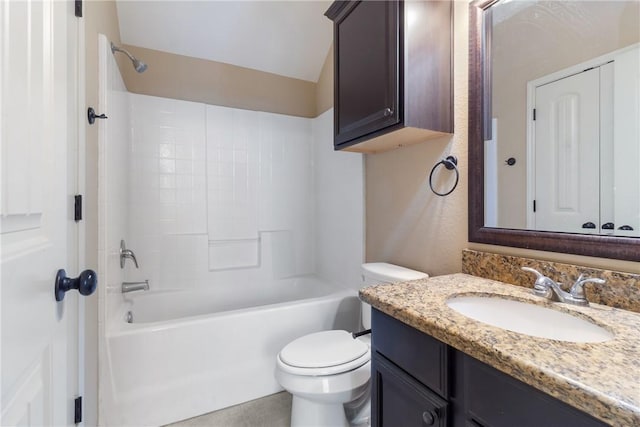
120,45,317,118
365,1,640,276
365,1,469,276
492,1,640,228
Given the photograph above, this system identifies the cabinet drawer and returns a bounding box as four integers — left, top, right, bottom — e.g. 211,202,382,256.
463,354,607,427
372,309,448,397
372,352,448,427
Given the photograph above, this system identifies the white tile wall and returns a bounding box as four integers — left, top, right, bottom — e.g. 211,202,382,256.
122,98,361,292
205,106,315,274
127,94,206,288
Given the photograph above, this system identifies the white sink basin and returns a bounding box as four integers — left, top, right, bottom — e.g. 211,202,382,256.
446,295,614,343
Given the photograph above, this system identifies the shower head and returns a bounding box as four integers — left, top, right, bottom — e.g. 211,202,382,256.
111,42,148,73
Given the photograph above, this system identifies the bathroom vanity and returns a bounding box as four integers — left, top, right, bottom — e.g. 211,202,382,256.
372,309,606,427
361,273,640,427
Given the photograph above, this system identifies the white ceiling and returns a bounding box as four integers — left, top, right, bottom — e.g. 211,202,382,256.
116,1,333,82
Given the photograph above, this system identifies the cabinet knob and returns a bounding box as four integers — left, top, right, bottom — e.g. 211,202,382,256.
618,225,634,231
581,222,596,229
384,107,393,117
422,409,438,425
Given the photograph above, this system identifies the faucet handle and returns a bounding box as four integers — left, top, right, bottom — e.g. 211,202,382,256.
521,266,544,278
120,239,139,269
570,274,605,299
522,267,547,290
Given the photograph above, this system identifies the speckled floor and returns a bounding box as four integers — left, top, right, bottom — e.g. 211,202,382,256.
165,392,292,427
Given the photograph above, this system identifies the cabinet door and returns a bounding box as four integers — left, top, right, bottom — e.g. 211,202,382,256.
334,0,400,147
372,352,448,427
463,354,607,427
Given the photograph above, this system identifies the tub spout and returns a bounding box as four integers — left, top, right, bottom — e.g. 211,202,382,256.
122,280,149,293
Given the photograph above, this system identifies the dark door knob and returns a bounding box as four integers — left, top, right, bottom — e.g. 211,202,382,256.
618,225,634,231
581,222,596,229
422,409,438,425
601,222,614,230
55,269,97,301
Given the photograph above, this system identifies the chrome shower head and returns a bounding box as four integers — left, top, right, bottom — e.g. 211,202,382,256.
132,58,148,73
111,42,148,73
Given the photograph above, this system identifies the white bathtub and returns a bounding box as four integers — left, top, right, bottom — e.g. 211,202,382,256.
103,276,360,426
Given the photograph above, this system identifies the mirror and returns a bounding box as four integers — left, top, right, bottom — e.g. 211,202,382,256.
468,0,640,261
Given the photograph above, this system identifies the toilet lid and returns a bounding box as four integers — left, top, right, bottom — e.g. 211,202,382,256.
280,330,368,368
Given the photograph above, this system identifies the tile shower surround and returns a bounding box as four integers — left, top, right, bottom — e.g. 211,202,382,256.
462,249,640,313
122,96,363,292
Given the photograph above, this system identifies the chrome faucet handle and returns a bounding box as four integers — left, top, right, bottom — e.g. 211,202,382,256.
120,239,139,269
521,267,552,295
570,274,605,299
521,266,545,281
122,280,149,293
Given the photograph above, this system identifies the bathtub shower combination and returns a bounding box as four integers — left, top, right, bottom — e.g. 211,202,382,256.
97,35,364,426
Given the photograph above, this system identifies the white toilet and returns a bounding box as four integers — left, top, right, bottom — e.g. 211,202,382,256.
275,263,428,427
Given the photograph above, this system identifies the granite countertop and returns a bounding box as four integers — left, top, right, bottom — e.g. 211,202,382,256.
359,273,640,427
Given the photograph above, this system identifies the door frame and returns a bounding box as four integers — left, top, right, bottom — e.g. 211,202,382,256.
525,44,638,229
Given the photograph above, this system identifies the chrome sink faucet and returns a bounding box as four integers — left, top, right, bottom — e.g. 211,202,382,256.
521,267,604,307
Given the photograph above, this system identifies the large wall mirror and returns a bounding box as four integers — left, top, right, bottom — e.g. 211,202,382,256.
469,0,640,261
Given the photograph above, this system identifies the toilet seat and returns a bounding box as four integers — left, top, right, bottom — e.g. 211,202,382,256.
277,330,371,376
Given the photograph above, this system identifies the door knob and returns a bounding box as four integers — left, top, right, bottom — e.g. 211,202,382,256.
581,222,596,229
55,269,97,301
422,409,438,425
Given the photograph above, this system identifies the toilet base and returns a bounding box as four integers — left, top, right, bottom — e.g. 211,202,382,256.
291,395,350,427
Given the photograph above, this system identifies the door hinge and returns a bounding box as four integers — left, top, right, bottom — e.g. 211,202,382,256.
533,200,536,212
74,195,83,222
74,396,82,424
74,0,83,17
533,108,536,121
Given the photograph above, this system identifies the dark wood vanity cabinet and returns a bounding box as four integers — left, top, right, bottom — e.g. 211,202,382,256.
371,309,609,427
325,1,453,153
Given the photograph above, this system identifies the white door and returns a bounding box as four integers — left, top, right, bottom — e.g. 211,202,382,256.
534,68,600,234
1,0,83,425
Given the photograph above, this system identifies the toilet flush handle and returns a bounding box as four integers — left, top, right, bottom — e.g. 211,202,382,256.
352,329,371,339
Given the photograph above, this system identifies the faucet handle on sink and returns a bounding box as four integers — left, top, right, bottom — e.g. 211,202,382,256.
522,267,551,294
570,274,605,300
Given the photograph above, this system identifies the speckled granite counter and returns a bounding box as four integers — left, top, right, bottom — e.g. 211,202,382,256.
360,273,640,427
462,249,640,313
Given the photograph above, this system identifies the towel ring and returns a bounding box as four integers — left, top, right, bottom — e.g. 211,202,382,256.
429,156,459,197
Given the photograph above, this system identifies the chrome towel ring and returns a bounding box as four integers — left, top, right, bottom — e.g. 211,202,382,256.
429,156,459,197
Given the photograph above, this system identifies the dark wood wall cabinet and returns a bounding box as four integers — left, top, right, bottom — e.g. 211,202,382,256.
371,309,608,427
325,0,453,153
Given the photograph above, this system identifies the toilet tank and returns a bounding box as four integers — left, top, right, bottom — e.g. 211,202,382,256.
360,263,429,329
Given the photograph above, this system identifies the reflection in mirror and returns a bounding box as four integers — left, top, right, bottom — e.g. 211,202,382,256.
485,0,640,237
